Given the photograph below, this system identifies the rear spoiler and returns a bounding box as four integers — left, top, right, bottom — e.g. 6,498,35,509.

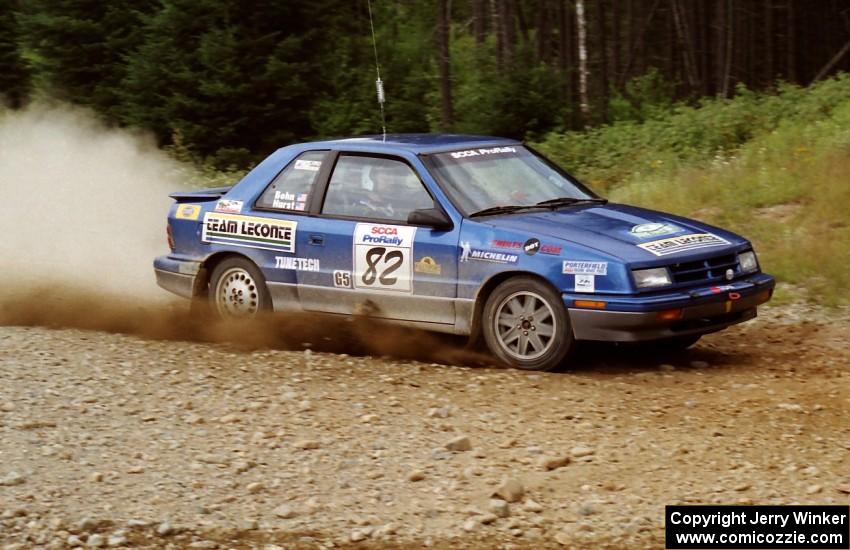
169,186,233,202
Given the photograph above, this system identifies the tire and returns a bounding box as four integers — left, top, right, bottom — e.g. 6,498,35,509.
208,257,272,320
482,276,574,371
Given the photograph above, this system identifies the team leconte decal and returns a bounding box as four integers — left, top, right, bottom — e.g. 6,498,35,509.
414,256,442,275
214,199,243,214
353,224,417,292
575,274,595,293
637,233,729,256
450,146,517,159
272,191,308,211
293,159,321,171
202,212,296,253
274,256,319,271
175,204,201,220
460,242,519,264
630,222,680,238
333,270,352,288
562,261,608,275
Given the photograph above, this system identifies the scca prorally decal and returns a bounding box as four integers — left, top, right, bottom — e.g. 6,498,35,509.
562,261,608,275
450,146,517,159
638,233,729,256
274,256,319,271
214,199,243,214
202,212,296,253
353,224,417,293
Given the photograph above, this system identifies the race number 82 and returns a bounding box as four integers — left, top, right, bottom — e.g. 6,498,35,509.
361,247,404,286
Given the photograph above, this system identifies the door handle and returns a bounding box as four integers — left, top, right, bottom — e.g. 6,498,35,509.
308,234,325,246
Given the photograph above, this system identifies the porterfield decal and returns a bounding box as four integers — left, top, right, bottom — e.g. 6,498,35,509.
201,212,296,253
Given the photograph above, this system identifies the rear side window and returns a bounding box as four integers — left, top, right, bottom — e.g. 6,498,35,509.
256,151,328,211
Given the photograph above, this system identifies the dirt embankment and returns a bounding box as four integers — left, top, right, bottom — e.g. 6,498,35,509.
0,303,848,549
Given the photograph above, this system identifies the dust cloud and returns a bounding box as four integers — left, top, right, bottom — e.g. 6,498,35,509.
0,103,182,298
0,105,485,365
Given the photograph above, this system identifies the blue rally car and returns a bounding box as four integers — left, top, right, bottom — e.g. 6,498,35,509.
154,134,775,371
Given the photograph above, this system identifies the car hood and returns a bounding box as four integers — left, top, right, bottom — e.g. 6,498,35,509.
481,203,749,264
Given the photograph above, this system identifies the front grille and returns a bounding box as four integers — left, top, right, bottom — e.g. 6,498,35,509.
668,253,739,285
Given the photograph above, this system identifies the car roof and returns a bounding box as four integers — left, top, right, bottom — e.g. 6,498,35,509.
293,133,521,155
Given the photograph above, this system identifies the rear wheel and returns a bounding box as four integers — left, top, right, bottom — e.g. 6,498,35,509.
482,277,574,371
208,257,271,320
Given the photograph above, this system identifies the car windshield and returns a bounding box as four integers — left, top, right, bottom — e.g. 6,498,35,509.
427,145,601,216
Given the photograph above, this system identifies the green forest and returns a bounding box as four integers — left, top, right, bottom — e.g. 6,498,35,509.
2,1,850,304
2,0,849,168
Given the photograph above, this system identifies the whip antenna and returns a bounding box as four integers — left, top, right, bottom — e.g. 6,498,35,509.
367,0,387,141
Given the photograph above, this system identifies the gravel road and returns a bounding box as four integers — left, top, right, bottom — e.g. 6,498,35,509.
1,304,848,549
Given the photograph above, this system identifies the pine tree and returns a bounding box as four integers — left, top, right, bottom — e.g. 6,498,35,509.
0,0,30,108
16,0,156,116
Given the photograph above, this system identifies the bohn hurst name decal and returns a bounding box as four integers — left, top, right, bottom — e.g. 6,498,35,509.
353,224,417,292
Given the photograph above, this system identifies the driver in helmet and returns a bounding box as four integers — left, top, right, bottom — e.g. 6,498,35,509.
357,164,399,218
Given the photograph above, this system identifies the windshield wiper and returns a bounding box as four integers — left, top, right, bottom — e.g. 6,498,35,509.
535,197,608,208
469,204,542,218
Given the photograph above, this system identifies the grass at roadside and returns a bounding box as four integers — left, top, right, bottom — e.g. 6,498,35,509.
536,75,850,305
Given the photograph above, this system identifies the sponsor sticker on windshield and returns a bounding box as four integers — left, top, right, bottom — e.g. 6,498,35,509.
450,146,517,159
562,261,608,275
294,159,321,171
638,233,729,256
202,212,296,253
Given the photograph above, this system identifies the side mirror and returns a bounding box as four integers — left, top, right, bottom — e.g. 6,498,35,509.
407,208,453,230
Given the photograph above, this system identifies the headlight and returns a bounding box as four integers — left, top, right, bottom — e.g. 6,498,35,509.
632,267,672,289
737,250,759,273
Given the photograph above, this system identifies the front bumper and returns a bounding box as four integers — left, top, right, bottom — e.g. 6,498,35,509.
565,273,775,342
154,255,203,299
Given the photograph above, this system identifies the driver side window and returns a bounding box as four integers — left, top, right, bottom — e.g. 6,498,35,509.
322,155,434,223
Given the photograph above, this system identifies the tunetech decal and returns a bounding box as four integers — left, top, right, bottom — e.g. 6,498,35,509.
638,233,730,256
202,212,296,253
274,256,319,271
353,224,417,292
562,261,608,275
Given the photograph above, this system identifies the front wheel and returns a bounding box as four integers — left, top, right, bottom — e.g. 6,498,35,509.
208,257,271,320
482,277,574,371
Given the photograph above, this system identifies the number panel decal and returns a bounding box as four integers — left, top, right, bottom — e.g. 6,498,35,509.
353,224,417,292
333,270,352,288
